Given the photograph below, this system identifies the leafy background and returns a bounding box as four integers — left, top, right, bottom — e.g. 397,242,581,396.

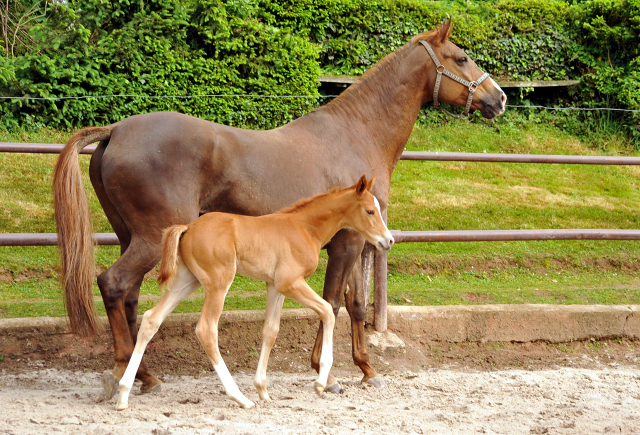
0,0,639,144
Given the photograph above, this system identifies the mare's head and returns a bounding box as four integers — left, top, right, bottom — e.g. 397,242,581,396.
415,19,506,119
345,175,394,251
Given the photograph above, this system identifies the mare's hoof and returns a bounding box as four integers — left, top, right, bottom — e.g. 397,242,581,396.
139,379,163,395
364,376,387,389
101,370,120,400
325,381,342,395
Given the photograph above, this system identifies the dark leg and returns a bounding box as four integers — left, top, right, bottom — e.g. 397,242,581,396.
97,238,162,399
311,229,365,392
345,257,385,388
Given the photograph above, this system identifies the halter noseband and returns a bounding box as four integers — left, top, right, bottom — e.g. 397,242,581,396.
419,40,490,119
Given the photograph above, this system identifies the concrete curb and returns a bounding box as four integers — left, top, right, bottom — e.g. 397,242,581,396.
1,304,638,343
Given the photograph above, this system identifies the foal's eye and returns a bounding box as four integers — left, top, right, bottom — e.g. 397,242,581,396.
366,210,375,215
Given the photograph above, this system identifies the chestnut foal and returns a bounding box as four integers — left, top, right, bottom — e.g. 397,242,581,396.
116,175,394,410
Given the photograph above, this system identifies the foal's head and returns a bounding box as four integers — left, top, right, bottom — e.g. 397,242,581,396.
345,175,394,251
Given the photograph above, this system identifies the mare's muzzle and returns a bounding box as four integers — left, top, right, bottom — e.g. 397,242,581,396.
419,40,491,119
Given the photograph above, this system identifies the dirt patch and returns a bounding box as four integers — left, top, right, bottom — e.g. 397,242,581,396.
1,312,640,434
1,341,640,434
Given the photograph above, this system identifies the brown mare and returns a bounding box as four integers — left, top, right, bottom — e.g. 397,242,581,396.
53,20,506,399
116,176,394,410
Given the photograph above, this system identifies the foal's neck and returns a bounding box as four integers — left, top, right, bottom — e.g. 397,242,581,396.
293,193,355,247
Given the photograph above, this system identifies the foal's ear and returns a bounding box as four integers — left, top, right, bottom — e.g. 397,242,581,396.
438,18,453,44
367,175,376,191
355,174,368,196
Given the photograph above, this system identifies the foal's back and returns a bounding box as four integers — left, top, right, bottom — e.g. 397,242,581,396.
178,212,321,285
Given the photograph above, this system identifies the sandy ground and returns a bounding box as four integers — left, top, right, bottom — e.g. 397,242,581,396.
1,365,639,435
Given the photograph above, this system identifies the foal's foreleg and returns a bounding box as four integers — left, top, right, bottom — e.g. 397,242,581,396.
116,262,200,411
280,279,335,395
254,283,285,400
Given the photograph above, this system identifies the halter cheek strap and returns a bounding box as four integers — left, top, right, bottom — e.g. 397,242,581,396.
419,40,490,118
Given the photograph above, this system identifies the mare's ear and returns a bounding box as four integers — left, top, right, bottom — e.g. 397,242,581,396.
355,174,368,196
366,175,376,191
438,18,452,44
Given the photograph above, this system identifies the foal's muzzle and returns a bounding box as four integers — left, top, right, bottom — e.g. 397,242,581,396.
377,233,395,251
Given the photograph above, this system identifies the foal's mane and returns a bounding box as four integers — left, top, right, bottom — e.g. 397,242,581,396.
276,186,342,214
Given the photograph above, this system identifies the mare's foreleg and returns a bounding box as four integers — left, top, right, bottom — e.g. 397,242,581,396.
254,283,285,400
116,261,200,410
345,250,385,388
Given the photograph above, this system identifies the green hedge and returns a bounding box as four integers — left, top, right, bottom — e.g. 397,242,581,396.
0,0,638,143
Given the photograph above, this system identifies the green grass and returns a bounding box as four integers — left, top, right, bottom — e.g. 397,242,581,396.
1,119,640,318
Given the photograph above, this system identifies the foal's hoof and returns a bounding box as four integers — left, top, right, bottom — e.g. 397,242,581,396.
324,381,342,395
139,378,163,395
363,376,387,389
101,370,120,400
313,381,325,396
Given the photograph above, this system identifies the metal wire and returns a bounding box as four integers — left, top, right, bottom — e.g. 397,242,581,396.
505,104,640,113
1,93,637,113
0,94,339,100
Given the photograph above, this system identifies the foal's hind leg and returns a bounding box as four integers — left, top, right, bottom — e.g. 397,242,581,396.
116,262,200,410
254,283,285,400
196,270,255,409
97,237,163,399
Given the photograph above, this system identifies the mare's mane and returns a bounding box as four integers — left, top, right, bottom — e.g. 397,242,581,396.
311,21,448,118
276,186,343,214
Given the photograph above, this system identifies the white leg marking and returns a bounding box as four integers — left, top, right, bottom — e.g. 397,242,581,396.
215,360,255,409
254,285,285,401
315,309,335,393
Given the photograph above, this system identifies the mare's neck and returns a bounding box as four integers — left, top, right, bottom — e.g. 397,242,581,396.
302,42,432,175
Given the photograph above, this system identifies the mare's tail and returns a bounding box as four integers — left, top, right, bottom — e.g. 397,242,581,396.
158,225,189,289
53,126,115,336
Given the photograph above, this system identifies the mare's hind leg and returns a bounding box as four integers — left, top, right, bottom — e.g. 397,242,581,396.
117,261,200,410
196,269,255,409
254,283,285,400
97,237,163,399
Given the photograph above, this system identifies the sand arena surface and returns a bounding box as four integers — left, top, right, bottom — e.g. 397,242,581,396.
1,365,639,435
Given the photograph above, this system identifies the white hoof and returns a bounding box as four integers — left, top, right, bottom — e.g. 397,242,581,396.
233,397,255,409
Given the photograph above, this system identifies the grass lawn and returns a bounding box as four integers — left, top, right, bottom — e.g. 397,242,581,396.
1,117,639,318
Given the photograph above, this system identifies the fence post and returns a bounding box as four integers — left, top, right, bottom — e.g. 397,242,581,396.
373,209,388,332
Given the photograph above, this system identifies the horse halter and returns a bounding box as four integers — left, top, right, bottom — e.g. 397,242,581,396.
419,40,490,119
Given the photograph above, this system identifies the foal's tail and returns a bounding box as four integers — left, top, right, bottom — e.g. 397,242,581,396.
53,126,115,336
158,225,189,289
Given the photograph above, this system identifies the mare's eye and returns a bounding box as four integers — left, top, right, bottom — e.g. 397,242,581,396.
457,57,468,66
366,210,375,215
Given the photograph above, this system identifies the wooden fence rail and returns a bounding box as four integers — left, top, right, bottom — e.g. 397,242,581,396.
1,142,638,332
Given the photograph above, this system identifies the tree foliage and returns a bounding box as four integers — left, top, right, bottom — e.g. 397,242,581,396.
0,0,638,143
